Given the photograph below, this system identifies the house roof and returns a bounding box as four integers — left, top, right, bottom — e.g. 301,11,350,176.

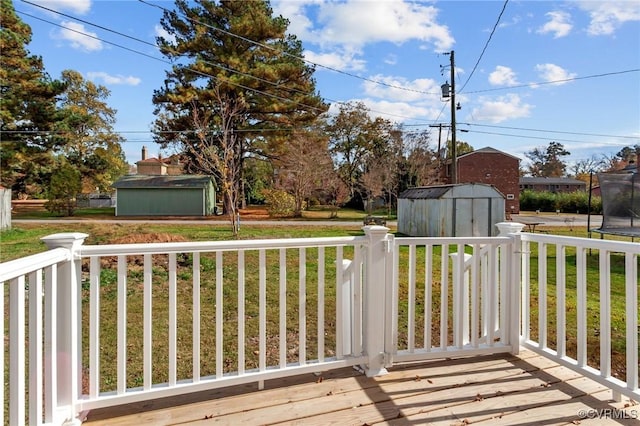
112,175,215,189
136,158,168,165
520,177,585,185
457,147,521,161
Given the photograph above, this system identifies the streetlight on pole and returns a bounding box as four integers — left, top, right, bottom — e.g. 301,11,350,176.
440,50,459,184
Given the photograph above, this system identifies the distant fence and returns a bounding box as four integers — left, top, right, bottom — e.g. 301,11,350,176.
0,189,10,230
76,193,116,208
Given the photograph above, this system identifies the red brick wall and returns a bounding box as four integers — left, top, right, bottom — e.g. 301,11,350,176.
457,152,520,214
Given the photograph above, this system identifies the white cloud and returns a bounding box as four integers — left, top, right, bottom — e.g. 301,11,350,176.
273,0,454,51
303,49,366,72
498,15,522,29
575,1,640,35
384,54,398,66
535,63,577,85
362,75,441,103
471,94,532,123
488,66,519,86
28,0,91,15
537,11,572,38
87,72,141,86
327,98,437,122
56,21,102,52
154,24,176,45
322,1,453,50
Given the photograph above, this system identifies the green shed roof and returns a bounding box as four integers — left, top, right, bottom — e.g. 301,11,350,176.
112,175,215,189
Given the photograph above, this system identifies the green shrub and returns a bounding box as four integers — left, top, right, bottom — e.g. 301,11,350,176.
519,189,601,214
262,189,296,217
46,161,82,216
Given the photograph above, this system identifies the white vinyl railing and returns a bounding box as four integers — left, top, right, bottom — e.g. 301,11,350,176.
391,236,518,363
519,232,640,402
1,224,638,425
0,245,75,426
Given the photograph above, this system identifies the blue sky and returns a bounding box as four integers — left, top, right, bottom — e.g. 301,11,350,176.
16,0,640,168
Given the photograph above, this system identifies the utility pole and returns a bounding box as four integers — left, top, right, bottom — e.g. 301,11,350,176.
449,50,457,184
440,51,458,184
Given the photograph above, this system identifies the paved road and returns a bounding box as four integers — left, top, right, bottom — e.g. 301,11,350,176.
12,212,602,228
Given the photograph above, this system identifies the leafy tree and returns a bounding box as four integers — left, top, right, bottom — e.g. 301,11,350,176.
243,157,271,205
525,141,570,177
45,158,82,216
602,144,640,172
0,0,65,196
275,130,333,217
569,155,606,184
320,173,349,218
191,92,243,236
55,70,128,192
446,139,474,159
152,0,327,213
362,127,403,214
324,101,397,202
361,162,385,214
402,130,439,187
614,144,640,163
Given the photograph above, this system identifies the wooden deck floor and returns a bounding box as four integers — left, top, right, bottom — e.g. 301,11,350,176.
83,350,639,425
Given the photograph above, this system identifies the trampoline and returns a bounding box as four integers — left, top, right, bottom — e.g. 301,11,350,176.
589,165,639,241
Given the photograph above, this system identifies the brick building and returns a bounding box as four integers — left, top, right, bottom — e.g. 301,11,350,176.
446,147,521,214
519,177,586,193
136,146,183,176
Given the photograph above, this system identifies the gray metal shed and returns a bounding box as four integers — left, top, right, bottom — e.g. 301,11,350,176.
398,183,505,237
112,175,216,216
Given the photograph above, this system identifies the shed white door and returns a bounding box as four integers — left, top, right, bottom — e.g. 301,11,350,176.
454,198,491,237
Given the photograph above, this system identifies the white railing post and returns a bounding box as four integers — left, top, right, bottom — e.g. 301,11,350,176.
41,233,88,426
449,251,472,348
362,225,390,377
339,259,354,356
496,222,524,355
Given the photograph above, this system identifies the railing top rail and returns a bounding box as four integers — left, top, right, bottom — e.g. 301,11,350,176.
0,247,71,282
394,236,513,246
521,233,640,253
79,235,368,257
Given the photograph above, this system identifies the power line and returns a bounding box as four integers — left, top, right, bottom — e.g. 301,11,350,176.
19,3,432,123
137,0,443,97
19,1,640,130
461,69,640,94
17,8,329,115
19,2,322,101
458,0,509,94
464,129,633,146
459,123,639,140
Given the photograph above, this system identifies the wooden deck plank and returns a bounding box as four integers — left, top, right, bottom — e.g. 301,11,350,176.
345,365,583,426
88,355,518,425
82,351,638,426
84,353,519,424
181,355,539,426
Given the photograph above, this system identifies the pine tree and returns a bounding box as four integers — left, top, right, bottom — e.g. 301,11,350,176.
0,0,65,196
152,0,327,213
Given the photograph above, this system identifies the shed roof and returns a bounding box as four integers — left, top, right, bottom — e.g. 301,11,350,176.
400,186,451,199
399,183,503,199
112,175,215,189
